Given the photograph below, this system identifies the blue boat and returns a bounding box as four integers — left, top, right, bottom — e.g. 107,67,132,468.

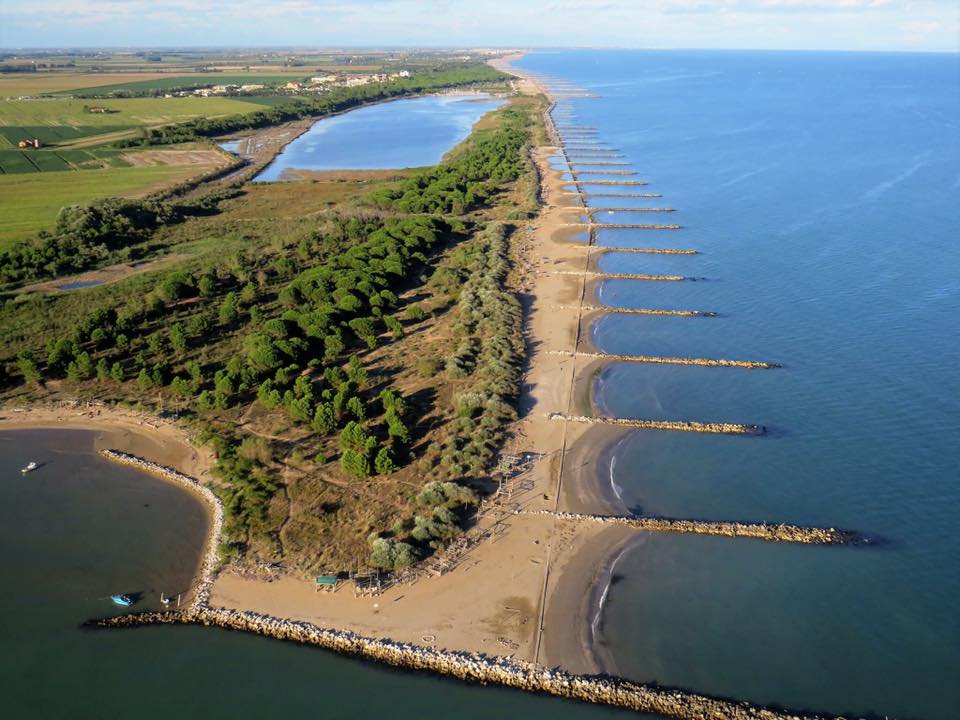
110,594,134,607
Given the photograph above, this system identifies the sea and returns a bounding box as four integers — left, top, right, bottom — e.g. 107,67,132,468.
2,51,958,719
520,49,960,720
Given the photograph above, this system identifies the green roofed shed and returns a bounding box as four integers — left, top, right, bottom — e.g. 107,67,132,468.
315,575,339,592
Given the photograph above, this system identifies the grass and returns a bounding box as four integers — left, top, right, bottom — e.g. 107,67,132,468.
0,165,216,245
0,97,268,144
0,72,307,97
55,74,306,96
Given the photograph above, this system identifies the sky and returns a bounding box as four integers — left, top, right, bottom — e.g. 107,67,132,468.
1,0,957,52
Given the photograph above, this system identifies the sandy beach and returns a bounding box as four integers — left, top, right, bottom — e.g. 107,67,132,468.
1,54,632,678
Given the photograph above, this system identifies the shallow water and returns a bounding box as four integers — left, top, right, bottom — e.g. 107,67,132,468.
516,49,960,719
255,94,504,180
57,280,104,291
0,429,636,719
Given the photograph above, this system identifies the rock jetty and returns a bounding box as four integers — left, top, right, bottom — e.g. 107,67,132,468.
527,510,862,545
90,607,860,720
550,350,780,369
550,412,764,436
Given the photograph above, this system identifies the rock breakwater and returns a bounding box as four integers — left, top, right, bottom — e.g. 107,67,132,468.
550,413,764,436
89,607,861,720
550,350,780,369
526,511,863,545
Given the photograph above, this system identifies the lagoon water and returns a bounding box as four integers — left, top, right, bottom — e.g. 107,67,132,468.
255,94,504,181
0,429,633,719
516,50,960,719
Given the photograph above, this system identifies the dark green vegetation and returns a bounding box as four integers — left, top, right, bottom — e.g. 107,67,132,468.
0,94,545,574
0,145,128,174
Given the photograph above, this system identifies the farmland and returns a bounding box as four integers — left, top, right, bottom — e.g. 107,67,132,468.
0,97,269,148
57,74,306,96
0,161,226,245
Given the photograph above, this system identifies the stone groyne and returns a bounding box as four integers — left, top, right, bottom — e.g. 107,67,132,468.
97,449,222,609
590,223,682,230
576,180,649,186
550,413,764,436
525,511,864,546
575,170,638,176
550,350,780,369
587,192,662,198
583,207,676,212
552,270,687,281
592,247,696,254
571,305,718,317
89,607,861,720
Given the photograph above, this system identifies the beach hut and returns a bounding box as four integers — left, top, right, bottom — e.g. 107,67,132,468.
315,574,339,593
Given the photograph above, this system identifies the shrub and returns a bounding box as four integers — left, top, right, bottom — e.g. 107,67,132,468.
341,448,371,479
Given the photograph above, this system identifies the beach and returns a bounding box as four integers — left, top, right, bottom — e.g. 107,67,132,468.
0,56,629,679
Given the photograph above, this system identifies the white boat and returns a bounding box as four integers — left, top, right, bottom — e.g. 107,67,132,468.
20,461,38,474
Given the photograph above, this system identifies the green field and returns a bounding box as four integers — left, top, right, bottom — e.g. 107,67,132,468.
0,165,209,245
0,146,128,174
57,73,305,95
0,97,268,148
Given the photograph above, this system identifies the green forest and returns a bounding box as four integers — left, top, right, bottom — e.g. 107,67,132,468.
0,95,542,572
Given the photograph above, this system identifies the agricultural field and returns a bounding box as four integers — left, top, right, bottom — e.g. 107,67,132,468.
0,97,269,148
54,73,306,96
0,159,227,245
0,72,178,96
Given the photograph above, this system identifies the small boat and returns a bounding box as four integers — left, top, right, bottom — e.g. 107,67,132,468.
110,594,134,607
21,461,38,474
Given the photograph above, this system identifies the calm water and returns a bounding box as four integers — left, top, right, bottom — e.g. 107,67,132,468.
516,50,960,719
254,94,504,180
0,438,633,718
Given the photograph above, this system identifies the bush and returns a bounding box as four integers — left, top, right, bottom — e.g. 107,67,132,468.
369,537,420,570
374,446,397,475
341,448,371,479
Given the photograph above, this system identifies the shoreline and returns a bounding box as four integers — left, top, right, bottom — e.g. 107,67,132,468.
2,56,878,720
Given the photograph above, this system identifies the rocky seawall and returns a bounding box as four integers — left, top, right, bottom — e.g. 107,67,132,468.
551,413,764,436
550,350,780,369
526,510,863,545
90,607,860,720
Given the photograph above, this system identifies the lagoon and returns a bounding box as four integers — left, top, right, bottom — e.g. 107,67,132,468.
255,94,504,181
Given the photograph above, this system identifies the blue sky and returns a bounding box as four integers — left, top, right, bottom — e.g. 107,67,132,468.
1,1,957,52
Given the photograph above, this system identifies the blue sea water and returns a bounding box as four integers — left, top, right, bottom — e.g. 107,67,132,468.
515,50,960,719
254,94,504,180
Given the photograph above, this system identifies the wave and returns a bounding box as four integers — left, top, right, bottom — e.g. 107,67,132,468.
862,152,931,202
